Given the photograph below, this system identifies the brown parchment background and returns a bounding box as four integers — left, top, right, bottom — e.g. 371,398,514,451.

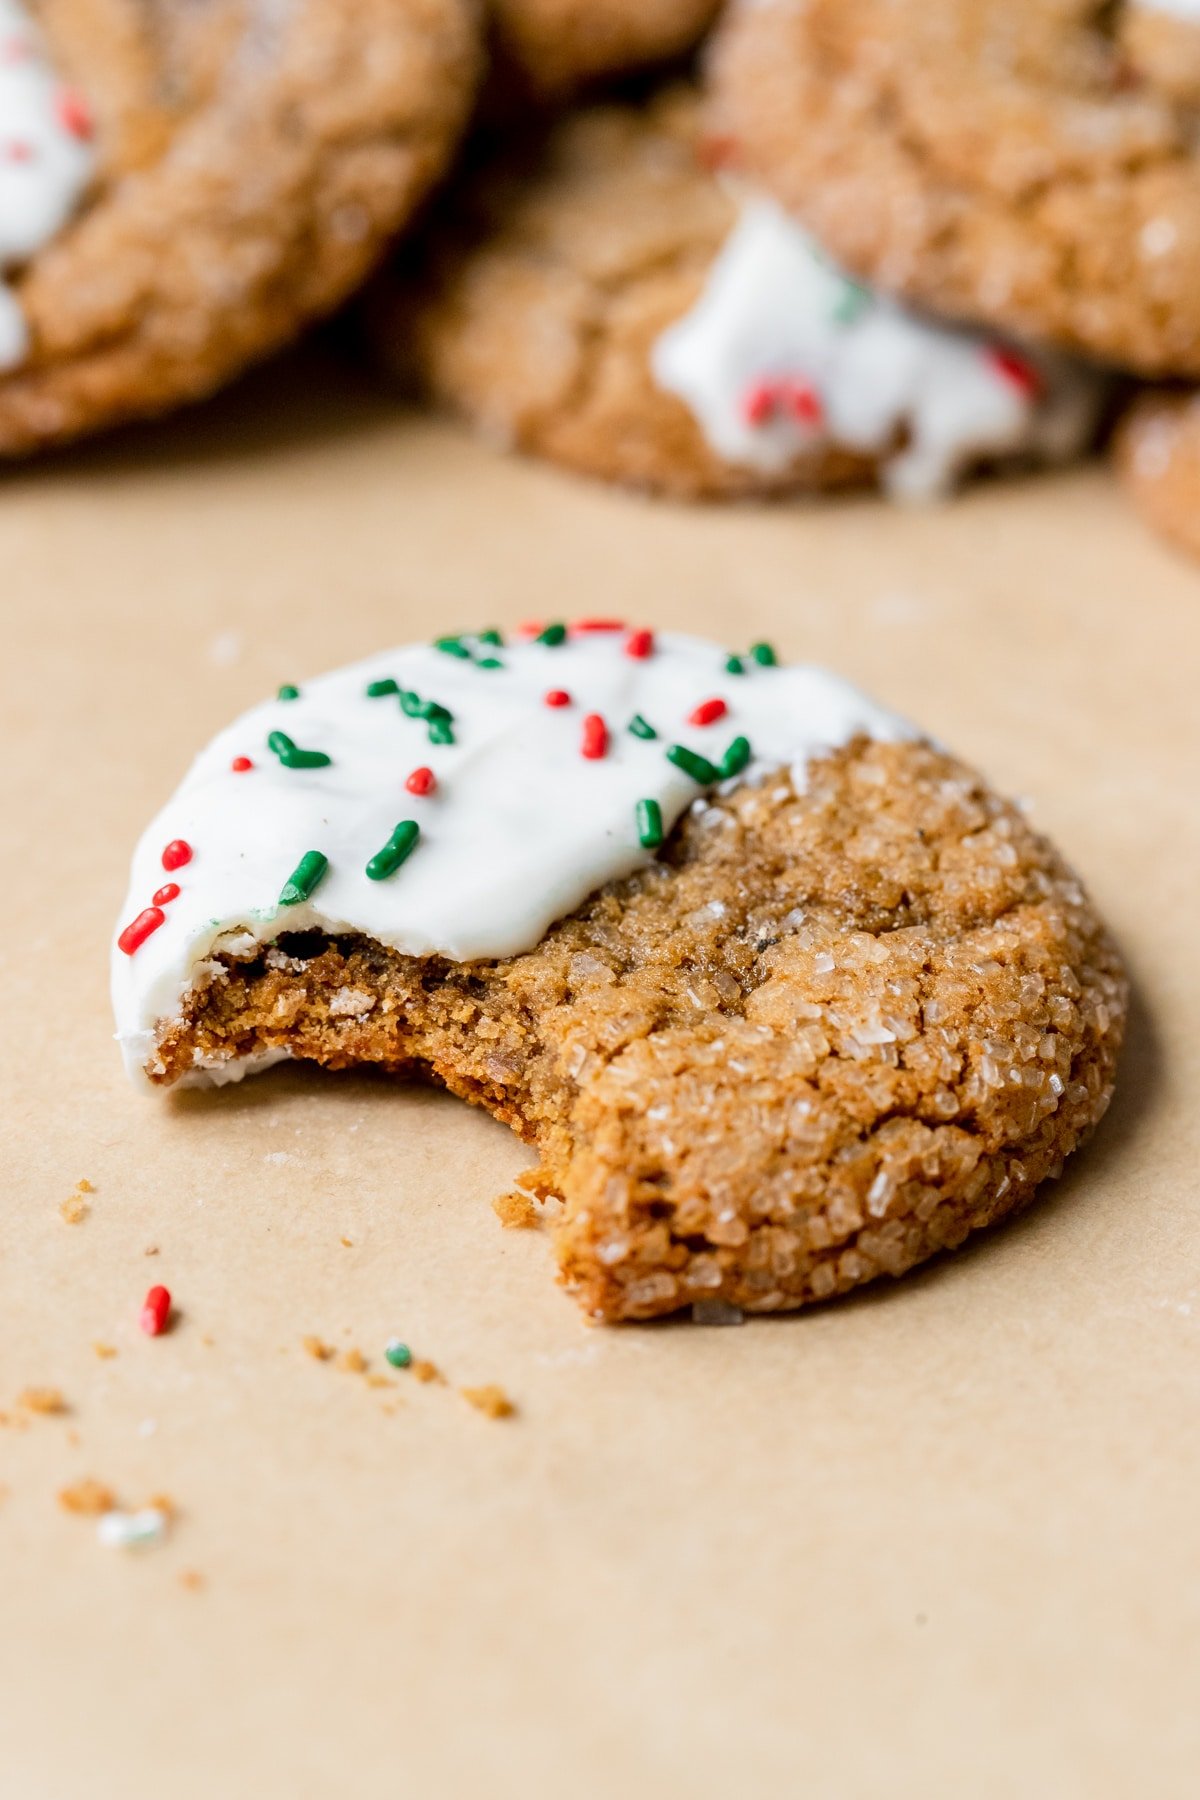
1,351,1196,1799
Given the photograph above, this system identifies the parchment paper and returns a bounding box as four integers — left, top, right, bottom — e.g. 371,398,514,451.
1,349,1195,1799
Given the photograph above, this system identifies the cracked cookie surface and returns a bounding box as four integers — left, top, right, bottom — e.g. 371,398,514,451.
0,0,480,453
147,738,1126,1323
710,0,1200,376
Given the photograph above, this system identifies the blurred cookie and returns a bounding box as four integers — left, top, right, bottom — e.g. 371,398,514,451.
1116,388,1200,560
489,0,721,99
711,0,1200,376
112,626,1127,1323
1121,0,1200,107
376,92,1105,499
0,0,480,454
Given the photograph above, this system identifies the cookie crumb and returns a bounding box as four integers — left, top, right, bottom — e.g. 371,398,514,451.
76,1178,95,1194
461,1384,515,1419
302,1335,333,1361
143,1245,160,1257
18,1387,66,1416
338,1348,368,1374
59,1478,116,1516
92,1342,118,1360
60,1188,90,1224
493,1191,540,1230
179,1570,205,1593
411,1359,442,1384
365,1373,394,1390
340,1236,354,1248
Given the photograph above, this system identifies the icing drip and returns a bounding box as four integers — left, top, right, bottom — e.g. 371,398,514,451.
0,0,95,367
1135,0,1200,20
112,629,913,1084
651,195,1105,500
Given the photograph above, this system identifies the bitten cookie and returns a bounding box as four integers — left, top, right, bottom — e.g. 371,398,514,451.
113,625,1127,1324
711,0,1200,376
375,92,1105,500
489,0,721,99
0,0,480,454
1116,387,1200,560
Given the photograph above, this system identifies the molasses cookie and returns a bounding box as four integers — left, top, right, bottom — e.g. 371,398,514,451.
113,625,1127,1323
0,0,480,454
1116,386,1200,559
375,92,1105,500
711,0,1200,375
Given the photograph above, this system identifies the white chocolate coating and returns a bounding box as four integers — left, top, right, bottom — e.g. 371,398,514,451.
112,629,914,1085
0,0,95,366
1136,0,1200,21
651,195,1105,500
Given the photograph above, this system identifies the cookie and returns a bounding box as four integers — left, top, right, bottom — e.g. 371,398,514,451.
112,625,1127,1324
710,0,1200,376
0,0,480,454
1115,387,1200,560
1121,0,1200,107
489,0,720,99
376,92,1106,500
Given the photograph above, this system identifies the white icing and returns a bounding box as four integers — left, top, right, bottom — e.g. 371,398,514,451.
112,630,914,1085
651,195,1105,500
1136,0,1200,21
0,1,95,367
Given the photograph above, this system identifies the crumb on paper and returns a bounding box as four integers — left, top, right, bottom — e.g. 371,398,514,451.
493,1191,540,1230
200,1334,215,1348
340,1236,353,1248
18,1387,66,1416
302,1336,333,1361
143,1245,160,1257
461,1385,515,1420
339,1348,368,1375
146,1492,177,1520
60,1188,90,1224
180,1570,205,1593
59,1478,116,1516
365,1373,394,1390
411,1359,442,1385
92,1342,117,1360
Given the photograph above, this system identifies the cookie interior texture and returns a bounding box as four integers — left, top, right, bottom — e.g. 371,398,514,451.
151,739,1127,1322
1116,387,1200,560
487,0,721,99
384,89,875,498
711,0,1200,376
0,0,480,453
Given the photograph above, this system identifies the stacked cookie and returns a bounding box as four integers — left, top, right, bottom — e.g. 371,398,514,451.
4,0,1200,550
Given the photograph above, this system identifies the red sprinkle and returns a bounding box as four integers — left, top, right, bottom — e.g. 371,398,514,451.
571,619,625,633
688,697,728,727
140,1286,172,1337
781,379,823,426
161,838,192,872
741,380,776,427
516,620,543,636
117,908,165,957
625,628,654,660
153,883,181,907
55,87,93,140
544,689,571,708
581,714,609,760
231,756,253,773
988,345,1043,398
406,766,436,796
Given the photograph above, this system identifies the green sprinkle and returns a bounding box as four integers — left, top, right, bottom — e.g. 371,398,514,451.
749,641,777,667
269,728,331,770
417,700,452,722
399,690,424,717
277,683,300,701
435,636,471,658
427,718,455,746
478,629,504,647
666,744,719,785
720,736,751,778
281,748,332,769
476,657,504,670
636,798,664,849
366,677,400,698
366,820,420,882
833,279,871,325
724,655,745,675
385,1339,412,1369
628,714,657,740
536,622,567,646
280,850,328,906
